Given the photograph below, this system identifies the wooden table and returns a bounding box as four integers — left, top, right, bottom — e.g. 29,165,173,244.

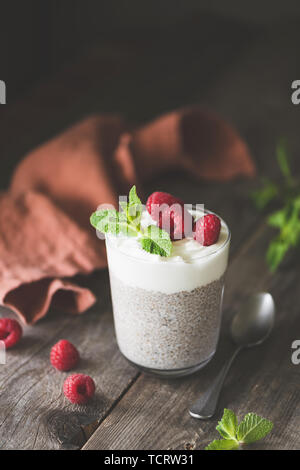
0,18,299,450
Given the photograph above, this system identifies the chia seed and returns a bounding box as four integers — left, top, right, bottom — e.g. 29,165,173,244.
109,274,225,371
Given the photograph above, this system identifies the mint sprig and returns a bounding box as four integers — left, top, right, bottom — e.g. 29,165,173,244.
251,140,300,271
205,409,273,450
121,185,143,230
90,209,139,237
140,225,172,257
90,185,172,257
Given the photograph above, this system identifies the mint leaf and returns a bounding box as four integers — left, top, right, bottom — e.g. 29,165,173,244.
129,185,142,206
205,409,273,450
205,439,239,451
127,185,143,229
266,238,289,272
283,201,300,246
120,200,142,229
237,413,273,445
90,209,119,233
268,207,288,228
140,225,172,257
293,195,300,210
216,409,238,440
251,180,278,210
251,141,300,272
127,204,142,228
90,209,138,237
276,140,293,187
266,198,300,271
90,185,173,257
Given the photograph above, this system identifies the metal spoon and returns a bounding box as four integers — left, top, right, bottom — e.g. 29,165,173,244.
189,292,275,419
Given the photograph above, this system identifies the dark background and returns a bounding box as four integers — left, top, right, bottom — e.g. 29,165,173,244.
1,1,300,102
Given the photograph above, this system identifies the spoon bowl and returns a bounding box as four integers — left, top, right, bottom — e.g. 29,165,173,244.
230,292,275,347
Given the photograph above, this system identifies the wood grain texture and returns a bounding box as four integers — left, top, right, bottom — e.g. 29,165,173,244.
0,271,139,450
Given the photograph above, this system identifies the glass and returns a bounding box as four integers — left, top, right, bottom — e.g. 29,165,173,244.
105,211,230,378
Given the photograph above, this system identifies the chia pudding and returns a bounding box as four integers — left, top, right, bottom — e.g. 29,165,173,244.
105,209,230,377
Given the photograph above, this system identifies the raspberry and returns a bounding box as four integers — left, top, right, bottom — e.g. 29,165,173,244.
0,318,22,349
146,191,184,217
63,374,95,405
50,339,79,371
146,191,193,240
193,214,221,246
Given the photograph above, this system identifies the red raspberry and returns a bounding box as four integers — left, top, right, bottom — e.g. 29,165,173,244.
50,339,79,371
193,214,221,246
0,318,22,349
146,191,193,240
146,191,184,217
63,374,95,405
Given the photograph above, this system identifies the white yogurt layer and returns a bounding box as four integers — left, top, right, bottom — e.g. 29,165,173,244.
105,210,230,294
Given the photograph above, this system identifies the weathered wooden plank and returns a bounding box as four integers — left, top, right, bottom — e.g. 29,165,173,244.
82,223,300,450
0,270,140,450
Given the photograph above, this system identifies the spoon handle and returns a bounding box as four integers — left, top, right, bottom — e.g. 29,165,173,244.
189,347,241,419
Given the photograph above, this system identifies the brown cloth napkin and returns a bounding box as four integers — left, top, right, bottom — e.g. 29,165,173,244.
1,106,255,324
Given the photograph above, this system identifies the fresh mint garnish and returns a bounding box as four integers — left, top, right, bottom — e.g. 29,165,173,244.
205,439,239,451
205,409,273,450
251,179,278,210
277,139,293,186
216,408,238,440
251,140,300,271
129,185,142,206
90,209,138,237
237,412,274,445
90,185,172,257
140,225,172,257
119,184,143,229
